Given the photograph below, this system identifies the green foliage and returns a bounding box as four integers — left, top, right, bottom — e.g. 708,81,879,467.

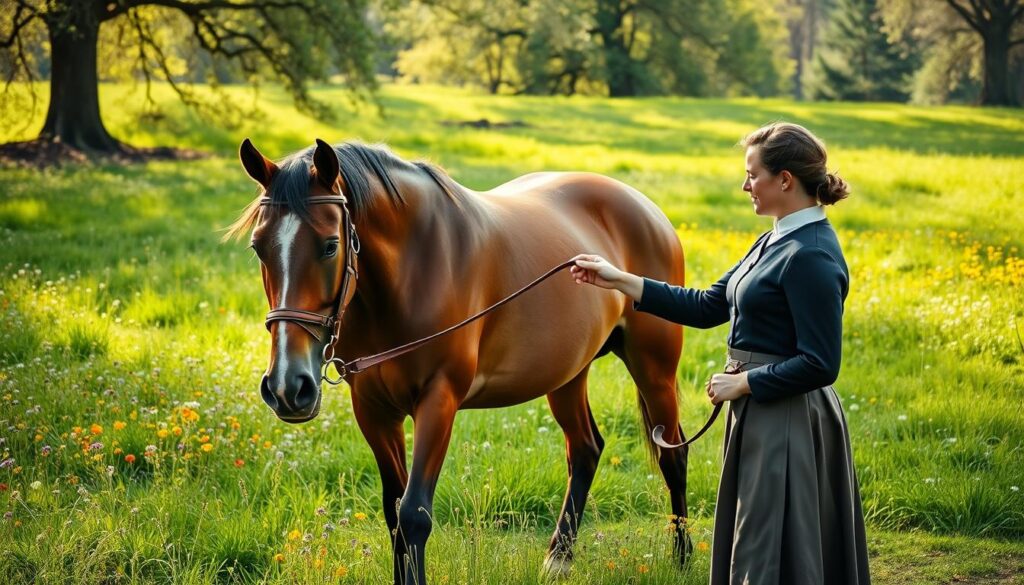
810,0,918,101
385,0,791,97
0,83,1023,582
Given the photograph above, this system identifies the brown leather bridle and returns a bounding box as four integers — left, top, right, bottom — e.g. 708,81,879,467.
260,194,359,385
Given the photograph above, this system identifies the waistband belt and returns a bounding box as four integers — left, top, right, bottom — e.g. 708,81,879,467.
726,347,790,365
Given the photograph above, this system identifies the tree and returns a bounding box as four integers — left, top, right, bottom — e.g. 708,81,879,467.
943,0,1024,106
811,0,918,101
0,0,377,156
879,0,1023,106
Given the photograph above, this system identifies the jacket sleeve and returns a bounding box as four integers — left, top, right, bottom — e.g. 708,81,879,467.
746,246,847,403
631,258,744,328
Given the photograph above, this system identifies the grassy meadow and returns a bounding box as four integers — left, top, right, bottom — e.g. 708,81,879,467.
1,83,1023,583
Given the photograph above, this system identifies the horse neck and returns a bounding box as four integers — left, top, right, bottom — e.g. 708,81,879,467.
342,167,496,348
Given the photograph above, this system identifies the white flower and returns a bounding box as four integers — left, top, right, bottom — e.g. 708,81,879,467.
897,414,908,421
29,480,42,490
1012,486,1020,492
537,426,549,433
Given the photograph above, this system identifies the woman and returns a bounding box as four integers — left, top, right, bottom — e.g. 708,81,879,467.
570,122,870,585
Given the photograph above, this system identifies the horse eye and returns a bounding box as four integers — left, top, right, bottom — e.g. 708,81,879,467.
323,241,339,258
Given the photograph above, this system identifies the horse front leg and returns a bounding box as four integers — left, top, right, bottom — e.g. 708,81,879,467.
395,378,460,585
352,397,409,585
543,364,603,577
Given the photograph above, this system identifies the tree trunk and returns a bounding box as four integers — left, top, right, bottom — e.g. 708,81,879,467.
39,3,124,153
980,22,1017,106
595,0,637,97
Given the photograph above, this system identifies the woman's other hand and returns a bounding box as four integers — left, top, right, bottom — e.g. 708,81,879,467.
570,254,624,290
707,371,752,404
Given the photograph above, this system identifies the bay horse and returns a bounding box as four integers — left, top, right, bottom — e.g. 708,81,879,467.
228,138,692,584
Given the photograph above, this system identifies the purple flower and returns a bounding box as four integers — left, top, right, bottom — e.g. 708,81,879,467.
0,458,14,469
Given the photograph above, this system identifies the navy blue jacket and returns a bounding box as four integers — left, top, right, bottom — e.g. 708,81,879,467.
632,219,849,403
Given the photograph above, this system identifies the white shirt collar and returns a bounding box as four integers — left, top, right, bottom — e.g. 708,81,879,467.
771,205,826,242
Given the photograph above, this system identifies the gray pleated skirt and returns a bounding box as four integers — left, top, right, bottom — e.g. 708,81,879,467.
709,359,871,585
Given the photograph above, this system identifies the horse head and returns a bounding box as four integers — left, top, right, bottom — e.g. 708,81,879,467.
234,138,357,423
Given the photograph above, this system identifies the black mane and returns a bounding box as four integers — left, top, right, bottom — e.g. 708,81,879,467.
227,142,463,239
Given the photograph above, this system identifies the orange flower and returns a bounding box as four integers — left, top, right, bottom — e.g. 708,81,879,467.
90,424,103,435
124,454,136,463
234,459,245,468
638,564,649,574
353,512,367,521
334,565,349,577
113,421,126,431
273,553,285,563
201,444,213,453
697,541,709,552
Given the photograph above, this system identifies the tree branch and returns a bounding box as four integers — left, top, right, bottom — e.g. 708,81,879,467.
0,3,40,49
946,0,986,34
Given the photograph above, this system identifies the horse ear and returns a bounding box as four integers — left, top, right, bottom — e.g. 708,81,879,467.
313,138,340,190
239,138,278,188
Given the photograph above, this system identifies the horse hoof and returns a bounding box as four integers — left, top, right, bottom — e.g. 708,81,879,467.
541,554,572,580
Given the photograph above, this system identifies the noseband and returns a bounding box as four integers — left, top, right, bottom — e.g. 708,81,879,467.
261,194,360,384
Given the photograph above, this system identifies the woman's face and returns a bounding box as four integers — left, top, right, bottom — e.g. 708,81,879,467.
743,146,785,217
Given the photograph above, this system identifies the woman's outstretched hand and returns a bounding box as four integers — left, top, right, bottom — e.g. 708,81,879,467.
570,254,624,290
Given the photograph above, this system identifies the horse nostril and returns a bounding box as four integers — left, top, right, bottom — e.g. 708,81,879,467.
293,373,320,411
260,375,279,411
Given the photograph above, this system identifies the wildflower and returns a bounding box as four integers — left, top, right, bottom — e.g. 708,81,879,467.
606,561,616,570
234,459,245,468
288,529,302,541
199,435,210,444
172,426,182,436
30,481,42,490
619,547,629,557
316,506,327,516
610,456,622,467
0,483,6,491
273,553,285,563
335,565,349,577
697,541,710,552
89,442,103,451
201,444,213,453
157,429,169,439
113,421,126,431
0,458,14,469
40,446,51,456
144,445,158,456
638,564,649,574
125,454,136,464
353,512,367,521
90,424,103,435
1012,486,1020,492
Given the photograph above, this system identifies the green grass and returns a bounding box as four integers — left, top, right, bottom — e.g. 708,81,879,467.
1,83,1023,583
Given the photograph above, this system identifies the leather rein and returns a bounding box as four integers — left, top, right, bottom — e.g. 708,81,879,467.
258,194,577,386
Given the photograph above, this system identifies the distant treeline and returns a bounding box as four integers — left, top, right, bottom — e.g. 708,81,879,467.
2,0,1022,156
371,0,1023,106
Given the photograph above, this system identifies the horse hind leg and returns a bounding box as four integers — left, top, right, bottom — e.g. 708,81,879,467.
542,362,604,578
612,318,694,566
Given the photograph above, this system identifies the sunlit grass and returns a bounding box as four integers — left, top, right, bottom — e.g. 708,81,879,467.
1,83,1023,583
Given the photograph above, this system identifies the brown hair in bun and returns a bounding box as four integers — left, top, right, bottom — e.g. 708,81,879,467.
741,122,849,205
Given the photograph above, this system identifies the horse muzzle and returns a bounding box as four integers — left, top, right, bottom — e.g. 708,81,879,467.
260,370,322,423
